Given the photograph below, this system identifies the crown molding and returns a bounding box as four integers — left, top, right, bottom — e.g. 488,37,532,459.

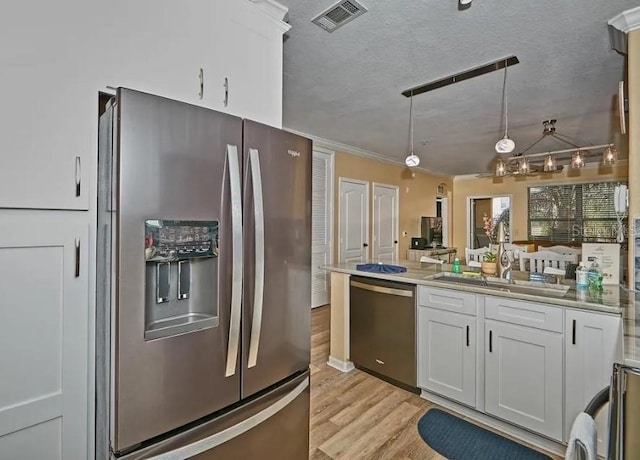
283,128,441,175
248,0,291,32
609,6,640,33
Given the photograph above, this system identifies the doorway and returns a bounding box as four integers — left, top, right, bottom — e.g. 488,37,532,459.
338,178,369,263
311,148,334,309
372,183,399,262
468,196,512,249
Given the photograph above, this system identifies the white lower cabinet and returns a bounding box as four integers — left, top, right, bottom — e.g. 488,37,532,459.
418,306,476,407
418,286,623,447
0,213,89,459
485,319,564,440
565,309,622,456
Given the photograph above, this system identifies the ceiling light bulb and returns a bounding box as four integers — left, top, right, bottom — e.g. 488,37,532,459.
495,159,506,177
405,153,420,167
571,150,585,169
518,158,530,174
603,146,618,165
495,136,516,154
543,154,556,172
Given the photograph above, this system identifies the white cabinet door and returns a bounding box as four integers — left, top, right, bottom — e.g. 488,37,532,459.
101,0,221,109
0,0,91,210
418,307,476,407
485,320,563,440
219,0,286,127
565,310,622,456
0,213,89,459
311,150,333,308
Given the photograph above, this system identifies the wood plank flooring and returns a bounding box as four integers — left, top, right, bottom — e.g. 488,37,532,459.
309,305,562,460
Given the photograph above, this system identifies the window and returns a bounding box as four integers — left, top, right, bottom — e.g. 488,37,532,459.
528,181,627,243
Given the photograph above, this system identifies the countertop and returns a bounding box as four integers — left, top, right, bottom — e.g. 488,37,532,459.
322,261,640,366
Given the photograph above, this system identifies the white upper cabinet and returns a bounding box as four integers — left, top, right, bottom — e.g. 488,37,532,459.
0,0,288,210
217,0,289,127
0,0,93,210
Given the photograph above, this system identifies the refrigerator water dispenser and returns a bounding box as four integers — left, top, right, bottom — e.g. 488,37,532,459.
144,220,219,340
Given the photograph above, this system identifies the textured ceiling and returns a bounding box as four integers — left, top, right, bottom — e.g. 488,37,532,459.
279,0,634,175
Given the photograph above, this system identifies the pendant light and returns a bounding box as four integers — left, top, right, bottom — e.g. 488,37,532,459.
571,150,585,169
603,145,618,165
518,158,530,174
405,94,420,167
495,64,516,154
495,158,507,177
543,153,556,172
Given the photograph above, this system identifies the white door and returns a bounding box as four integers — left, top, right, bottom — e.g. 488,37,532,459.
0,212,89,459
417,307,476,407
485,320,563,441
372,183,399,262
311,150,333,308
565,310,622,456
339,178,369,263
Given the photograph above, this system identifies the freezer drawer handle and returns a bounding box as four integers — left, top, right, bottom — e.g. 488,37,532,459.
350,280,413,298
247,148,265,368
225,145,243,377
151,377,310,460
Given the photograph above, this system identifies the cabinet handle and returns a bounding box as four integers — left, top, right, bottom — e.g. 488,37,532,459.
489,330,493,353
75,238,80,278
75,156,81,197
198,68,204,100
363,243,368,248
466,325,470,347
223,77,229,107
572,319,576,345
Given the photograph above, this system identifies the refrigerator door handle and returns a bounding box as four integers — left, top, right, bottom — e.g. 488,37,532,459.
225,144,243,377
247,148,265,368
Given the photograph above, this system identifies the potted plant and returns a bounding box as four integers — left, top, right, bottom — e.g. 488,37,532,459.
482,251,497,275
481,213,497,275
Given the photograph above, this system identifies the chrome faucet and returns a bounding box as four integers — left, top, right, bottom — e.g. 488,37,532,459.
496,222,512,281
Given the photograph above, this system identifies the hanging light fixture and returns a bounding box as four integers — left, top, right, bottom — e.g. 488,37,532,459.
543,153,556,172
495,159,507,177
571,150,585,169
518,157,530,174
405,93,420,167
495,64,516,154
603,145,618,165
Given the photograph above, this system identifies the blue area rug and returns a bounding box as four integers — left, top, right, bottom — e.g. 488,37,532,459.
417,409,551,460
355,263,407,273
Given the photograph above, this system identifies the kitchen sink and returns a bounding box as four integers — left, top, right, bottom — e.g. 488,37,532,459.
428,273,570,298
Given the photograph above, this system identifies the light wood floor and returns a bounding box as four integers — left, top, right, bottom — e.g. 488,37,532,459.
309,305,562,460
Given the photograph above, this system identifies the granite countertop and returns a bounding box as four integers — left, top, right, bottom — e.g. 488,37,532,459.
323,261,629,314
323,260,640,367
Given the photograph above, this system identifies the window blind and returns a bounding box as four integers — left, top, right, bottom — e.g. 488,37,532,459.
528,181,627,243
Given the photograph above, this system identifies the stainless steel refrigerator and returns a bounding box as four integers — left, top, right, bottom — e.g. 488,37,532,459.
96,88,311,459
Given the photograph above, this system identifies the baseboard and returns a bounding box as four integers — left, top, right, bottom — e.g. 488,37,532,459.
419,390,566,458
327,356,355,373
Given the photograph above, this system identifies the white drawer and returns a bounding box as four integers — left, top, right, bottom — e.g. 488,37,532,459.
418,286,477,316
485,296,563,332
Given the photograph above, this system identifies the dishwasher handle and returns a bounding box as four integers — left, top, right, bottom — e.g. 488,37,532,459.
350,280,413,298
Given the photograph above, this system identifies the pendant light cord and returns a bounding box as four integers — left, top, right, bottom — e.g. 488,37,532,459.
410,93,414,154
503,64,508,137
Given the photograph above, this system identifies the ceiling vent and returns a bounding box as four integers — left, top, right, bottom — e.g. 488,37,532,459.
311,0,367,32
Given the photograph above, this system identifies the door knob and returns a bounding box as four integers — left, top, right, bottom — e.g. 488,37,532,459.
394,240,398,244
363,243,369,247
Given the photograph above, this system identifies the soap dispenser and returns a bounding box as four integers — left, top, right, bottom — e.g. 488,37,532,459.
452,257,462,274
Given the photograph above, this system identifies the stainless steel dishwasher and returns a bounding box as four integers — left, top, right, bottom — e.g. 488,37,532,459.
349,276,417,390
